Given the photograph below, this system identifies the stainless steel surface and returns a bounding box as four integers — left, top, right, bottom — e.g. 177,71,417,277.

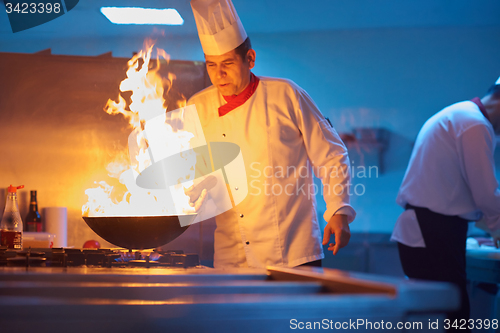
0,265,459,333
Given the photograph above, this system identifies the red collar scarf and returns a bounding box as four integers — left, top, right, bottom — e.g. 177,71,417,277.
471,97,490,122
218,73,260,117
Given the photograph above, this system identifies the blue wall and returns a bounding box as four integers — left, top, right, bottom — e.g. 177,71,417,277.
252,26,500,232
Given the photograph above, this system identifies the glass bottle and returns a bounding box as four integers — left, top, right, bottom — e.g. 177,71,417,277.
25,190,42,232
0,185,24,249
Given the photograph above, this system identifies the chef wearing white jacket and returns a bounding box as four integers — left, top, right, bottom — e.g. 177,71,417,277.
391,76,500,326
186,0,356,268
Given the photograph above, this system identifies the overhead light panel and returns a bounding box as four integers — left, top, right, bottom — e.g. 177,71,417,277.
100,7,184,25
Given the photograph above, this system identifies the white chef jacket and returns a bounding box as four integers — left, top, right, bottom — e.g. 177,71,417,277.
188,76,355,268
392,100,500,247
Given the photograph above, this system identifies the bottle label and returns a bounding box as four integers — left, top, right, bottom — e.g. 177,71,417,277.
26,222,38,232
0,230,22,249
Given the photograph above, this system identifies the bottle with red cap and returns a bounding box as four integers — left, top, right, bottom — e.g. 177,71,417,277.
1,185,24,249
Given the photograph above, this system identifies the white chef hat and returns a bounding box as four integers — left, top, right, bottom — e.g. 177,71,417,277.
496,76,500,85
191,0,247,56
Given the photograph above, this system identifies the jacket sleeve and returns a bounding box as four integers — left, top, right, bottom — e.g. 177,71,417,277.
291,84,356,223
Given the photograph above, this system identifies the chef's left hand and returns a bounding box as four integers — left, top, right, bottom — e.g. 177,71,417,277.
475,220,500,249
322,214,350,255
491,229,500,249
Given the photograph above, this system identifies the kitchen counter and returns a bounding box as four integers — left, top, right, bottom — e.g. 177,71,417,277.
466,248,500,284
0,265,458,333
466,247,500,332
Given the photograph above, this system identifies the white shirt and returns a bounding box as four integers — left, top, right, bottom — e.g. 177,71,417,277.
392,100,500,247
188,76,355,268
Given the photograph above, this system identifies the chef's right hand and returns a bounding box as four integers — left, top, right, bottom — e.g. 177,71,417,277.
184,187,207,212
184,175,217,212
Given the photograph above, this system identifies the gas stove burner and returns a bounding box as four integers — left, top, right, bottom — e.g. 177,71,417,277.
0,248,200,269
128,260,160,267
117,251,161,263
158,252,201,267
7,256,47,267
16,250,46,257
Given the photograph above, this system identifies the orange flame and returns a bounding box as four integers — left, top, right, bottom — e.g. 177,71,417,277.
82,39,194,217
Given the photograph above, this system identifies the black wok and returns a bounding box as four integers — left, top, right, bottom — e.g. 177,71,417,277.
82,215,196,249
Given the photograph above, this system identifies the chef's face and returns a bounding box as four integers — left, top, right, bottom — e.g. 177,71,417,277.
205,49,256,96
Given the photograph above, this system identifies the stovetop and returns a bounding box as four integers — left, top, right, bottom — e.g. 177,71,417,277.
0,247,200,269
